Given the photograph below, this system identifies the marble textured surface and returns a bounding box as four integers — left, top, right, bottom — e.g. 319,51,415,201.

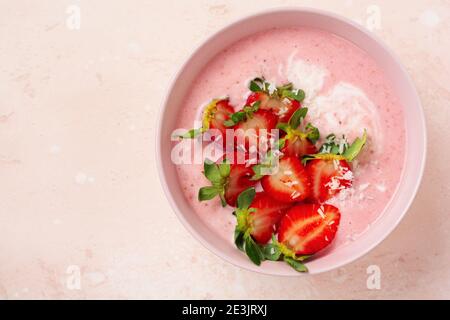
0,0,449,299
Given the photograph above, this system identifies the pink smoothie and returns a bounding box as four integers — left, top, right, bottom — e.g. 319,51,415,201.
174,27,406,252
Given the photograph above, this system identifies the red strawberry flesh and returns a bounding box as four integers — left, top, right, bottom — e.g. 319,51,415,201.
222,162,256,207
282,135,317,158
248,192,292,244
261,156,311,203
306,159,352,203
278,203,341,255
234,109,278,151
209,99,234,135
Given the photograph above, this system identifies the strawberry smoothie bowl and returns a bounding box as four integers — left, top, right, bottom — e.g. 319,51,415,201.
157,9,426,275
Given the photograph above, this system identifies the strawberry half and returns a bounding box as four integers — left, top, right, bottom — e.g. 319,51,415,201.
282,135,317,158
198,154,256,207
277,107,319,158
248,192,292,244
261,156,311,203
246,92,270,107
246,92,301,123
207,99,235,136
176,98,234,140
306,158,353,203
277,203,341,255
224,163,256,206
233,109,278,150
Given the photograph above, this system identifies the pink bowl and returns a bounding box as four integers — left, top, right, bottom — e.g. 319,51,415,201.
156,8,426,275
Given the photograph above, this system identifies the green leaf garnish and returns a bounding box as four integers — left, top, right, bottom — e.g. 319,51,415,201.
284,256,308,272
244,236,264,266
263,242,282,261
249,81,262,92
218,160,230,177
342,129,367,161
276,83,293,92
198,186,219,201
233,187,265,265
251,149,281,180
223,119,235,127
282,89,305,102
203,159,222,182
288,107,308,129
305,123,320,144
224,101,260,127
174,128,204,139
198,158,231,207
236,187,256,210
303,130,367,164
276,122,290,133
234,229,245,251
317,133,342,154
249,78,265,92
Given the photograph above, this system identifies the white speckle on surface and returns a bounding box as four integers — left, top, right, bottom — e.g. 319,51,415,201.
75,172,95,185
129,124,136,131
85,271,107,286
75,172,87,184
49,145,61,154
52,219,62,225
419,9,441,28
127,42,143,55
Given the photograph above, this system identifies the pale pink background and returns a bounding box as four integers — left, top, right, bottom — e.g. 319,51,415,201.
0,0,448,299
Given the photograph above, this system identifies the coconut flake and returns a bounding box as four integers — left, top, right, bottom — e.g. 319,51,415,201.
375,183,386,193
358,183,370,191
317,206,326,219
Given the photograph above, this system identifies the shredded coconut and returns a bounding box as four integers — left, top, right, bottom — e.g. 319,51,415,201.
277,105,289,116
291,191,301,199
317,206,326,219
358,183,370,191
375,183,386,192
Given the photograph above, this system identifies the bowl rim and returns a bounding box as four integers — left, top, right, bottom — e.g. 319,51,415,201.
156,7,427,276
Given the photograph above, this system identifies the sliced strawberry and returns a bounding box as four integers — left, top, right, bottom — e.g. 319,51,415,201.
282,135,317,158
278,203,341,255
224,165,255,206
177,98,234,141
261,156,311,203
221,149,259,167
234,109,278,150
222,154,257,206
306,159,353,203
277,99,301,123
246,92,300,123
198,154,256,207
248,192,292,244
246,92,270,107
207,98,235,136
